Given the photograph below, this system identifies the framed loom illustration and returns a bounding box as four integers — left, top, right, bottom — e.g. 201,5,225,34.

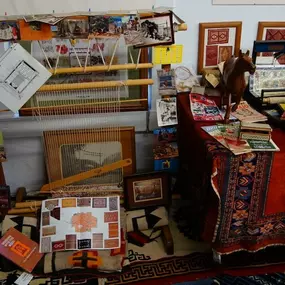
43,127,136,187
198,21,242,73
257,22,285,64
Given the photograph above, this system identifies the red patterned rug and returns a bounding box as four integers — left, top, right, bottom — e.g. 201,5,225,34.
202,129,285,255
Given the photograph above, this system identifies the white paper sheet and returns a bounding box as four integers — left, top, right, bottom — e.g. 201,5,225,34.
40,197,121,253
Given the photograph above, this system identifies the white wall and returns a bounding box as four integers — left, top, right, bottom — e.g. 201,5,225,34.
174,0,285,73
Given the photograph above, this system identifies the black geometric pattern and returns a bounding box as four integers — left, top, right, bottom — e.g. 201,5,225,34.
106,252,213,284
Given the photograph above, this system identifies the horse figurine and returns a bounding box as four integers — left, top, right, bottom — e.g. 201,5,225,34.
221,50,256,123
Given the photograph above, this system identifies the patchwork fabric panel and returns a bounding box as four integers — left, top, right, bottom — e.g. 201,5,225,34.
208,28,229,45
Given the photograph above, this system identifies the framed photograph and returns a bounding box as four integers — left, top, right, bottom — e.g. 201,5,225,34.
43,127,136,186
198,21,242,73
124,172,170,210
134,13,174,48
257,22,285,64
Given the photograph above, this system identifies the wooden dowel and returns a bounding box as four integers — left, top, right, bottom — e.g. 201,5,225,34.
0,98,148,113
15,201,42,209
39,79,154,92
48,63,153,74
8,207,40,215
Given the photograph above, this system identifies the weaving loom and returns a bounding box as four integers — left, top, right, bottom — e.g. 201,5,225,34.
28,38,152,193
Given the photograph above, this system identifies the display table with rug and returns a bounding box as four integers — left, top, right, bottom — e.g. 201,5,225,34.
176,94,285,261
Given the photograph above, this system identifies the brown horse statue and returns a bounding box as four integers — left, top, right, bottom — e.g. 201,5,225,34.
221,50,256,123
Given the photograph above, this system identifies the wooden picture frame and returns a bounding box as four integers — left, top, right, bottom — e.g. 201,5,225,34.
43,127,136,185
198,21,242,74
124,172,170,210
257,22,285,41
256,22,285,64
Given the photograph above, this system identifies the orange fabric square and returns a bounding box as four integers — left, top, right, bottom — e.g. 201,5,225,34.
104,239,119,248
108,223,119,238
62,198,77,208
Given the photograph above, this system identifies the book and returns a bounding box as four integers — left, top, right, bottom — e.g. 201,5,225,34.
0,227,43,273
247,139,280,152
153,142,179,160
240,122,272,141
231,101,267,123
153,127,177,145
190,93,223,121
202,124,280,155
202,125,252,155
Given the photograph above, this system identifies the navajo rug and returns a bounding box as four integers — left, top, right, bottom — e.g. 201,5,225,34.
203,129,285,255
175,273,285,285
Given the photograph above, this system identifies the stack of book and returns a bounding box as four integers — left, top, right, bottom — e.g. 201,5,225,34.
153,127,179,173
239,122,272,141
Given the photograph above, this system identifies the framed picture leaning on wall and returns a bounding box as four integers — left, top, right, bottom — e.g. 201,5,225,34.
257,22,285,64
198,21,242,74
123,172,170,210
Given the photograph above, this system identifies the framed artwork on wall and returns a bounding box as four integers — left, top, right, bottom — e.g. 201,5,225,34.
257,22,285,64
198,21,242,74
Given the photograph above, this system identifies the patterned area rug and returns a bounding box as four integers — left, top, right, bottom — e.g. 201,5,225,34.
0,271,99,285
203,140,285,255
104,252,214,285
175,273,285,285
102,216,212,285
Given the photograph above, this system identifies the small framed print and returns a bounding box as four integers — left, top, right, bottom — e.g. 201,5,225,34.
198,21,242,73
124,172,170,210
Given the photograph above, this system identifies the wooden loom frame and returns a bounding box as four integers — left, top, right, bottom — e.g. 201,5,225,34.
19,46,151,116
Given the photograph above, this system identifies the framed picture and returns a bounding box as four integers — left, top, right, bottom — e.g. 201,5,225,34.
198,21,242,73
43,127,136,186
257,22,285,64
124,172,170,210
134,13,174,48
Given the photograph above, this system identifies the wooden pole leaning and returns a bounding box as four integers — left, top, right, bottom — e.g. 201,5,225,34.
39,79,154,92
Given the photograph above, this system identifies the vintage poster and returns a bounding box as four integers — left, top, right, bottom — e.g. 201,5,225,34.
189,93,223,121
156,98,178,127
40,197,121,253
